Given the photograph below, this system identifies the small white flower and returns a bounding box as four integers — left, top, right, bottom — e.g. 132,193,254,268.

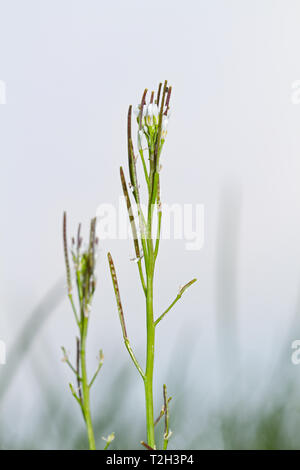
133,105,140,117
152,103,159,118
134,104,147,124
162,115,169,138
133,104,147,119
162,115,169,131
146,103,154,125
147,103,154,117
138,129,144,150
146,103,159,126
102,432,115,444
164,430,173,440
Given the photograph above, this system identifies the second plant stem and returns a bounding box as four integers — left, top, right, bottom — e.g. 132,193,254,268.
81,317,96,450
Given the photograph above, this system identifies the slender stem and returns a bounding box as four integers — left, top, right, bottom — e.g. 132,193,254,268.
103,440,112,450
68,294,80,325
80,319,96,450
144,268,156,449
139,148,150,189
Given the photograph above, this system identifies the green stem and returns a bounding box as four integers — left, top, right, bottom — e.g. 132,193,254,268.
144,269,156,449
68,293,80,326
80,320,96,450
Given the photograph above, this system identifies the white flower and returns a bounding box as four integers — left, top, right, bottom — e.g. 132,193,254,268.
137,129,145,150
164,430,173,440
152,103,159,118
146,103,159,126
133,105,140,117
162,115,169,137
162,115,169,130
146,103,154,125
147,103,154,117
102,432,115,444
134,104,146,121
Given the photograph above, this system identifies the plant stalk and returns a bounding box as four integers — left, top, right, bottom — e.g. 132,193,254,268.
144,269,156,449
80,319,96,450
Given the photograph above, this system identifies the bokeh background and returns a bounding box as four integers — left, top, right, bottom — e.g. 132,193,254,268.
1,0,300,449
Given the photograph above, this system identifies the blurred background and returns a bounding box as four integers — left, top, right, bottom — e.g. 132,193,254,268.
1,0,300,449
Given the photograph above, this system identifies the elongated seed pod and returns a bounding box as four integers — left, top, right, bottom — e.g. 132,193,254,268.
63,212,72,293
107,253,127,340
127,106,140,203
154,80,168,168
156,82,162,107
164,86,172,116
178,278,197,296
138,88,148,131
76,337,82,403
120,166,141,258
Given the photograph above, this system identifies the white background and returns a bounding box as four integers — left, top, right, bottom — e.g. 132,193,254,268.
1,0,300,448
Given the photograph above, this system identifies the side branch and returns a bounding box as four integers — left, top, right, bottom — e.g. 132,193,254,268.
107,253,145,380
89,350,104,388
154,279,197,326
